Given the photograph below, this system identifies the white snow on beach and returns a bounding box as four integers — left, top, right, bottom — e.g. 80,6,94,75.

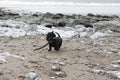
92,59,120,79
0,20,111,40
93,69,120,79
0,20,78,39
0,52,27,62
90,32,109,39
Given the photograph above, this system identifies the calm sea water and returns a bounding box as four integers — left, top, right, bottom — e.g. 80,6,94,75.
0,0,120,14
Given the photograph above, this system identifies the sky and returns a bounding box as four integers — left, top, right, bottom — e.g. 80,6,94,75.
1,0,120,3
43,0,120,3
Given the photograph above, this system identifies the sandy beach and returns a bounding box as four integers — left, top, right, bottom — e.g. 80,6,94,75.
0,32,120,80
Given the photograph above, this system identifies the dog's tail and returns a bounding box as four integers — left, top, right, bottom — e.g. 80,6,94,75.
55,32,61,37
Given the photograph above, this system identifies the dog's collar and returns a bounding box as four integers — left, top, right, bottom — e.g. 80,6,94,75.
48,37,56,43
54,32,59,37
53,37,57,39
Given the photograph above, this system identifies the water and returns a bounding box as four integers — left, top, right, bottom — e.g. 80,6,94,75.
0,0,120,14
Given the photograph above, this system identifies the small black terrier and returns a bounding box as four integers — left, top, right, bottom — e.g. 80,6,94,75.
46,31,62,51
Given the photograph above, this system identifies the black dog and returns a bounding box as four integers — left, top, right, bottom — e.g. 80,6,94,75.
46,31,62,51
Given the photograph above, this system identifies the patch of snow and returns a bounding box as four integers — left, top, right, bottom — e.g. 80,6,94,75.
0,20,114,40
0,20,28,38
0,20,29,30
107,71,120,79
4,28,26,38
113,60,120,63
93,69,104,73
90,32,108,39
74,25,86,32
93,69,120,79
0,20,78,39
105,30,114,34
75,25,93,32
37,25,77,40
0,22,90,39
0,52,27,62
117,52,120,55
0,55,7,62
100,49,114,56
79,32,88,38
111,64,120,68
93,20,120,32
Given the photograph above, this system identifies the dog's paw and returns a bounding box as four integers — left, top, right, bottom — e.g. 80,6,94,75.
48,49,51,51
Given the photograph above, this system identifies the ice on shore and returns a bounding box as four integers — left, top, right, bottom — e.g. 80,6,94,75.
93,69,120,79
79,32,88,38
107,71,120,79
93,21,120,32
90,32,109,39
36,25,77,40
0,52,27,62
0,20,112,39
0,20,78,39
93,59,120,79
0,20,28,38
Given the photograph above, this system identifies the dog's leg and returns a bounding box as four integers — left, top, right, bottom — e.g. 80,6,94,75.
48,44,52,51
54,39,62,51
54,45,60,51
54,47,60,51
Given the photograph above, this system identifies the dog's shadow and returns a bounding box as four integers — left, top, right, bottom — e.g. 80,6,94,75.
47,48,67,54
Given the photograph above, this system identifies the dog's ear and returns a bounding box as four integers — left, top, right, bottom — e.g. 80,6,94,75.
52,31,54,33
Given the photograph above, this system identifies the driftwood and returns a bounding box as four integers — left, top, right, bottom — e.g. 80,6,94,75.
33,43,49,51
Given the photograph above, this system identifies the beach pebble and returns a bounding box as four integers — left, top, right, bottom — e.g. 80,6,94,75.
26,72,37,80
18,74,25,79
50,77,57,80
59,62,66,66
51,66,61,71
0,69,3,75
25,71,42,80
53,61,59,64
34,77,42,80
55,71,66,77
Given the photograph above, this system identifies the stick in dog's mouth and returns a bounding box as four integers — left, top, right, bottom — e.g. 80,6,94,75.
33,43,49,51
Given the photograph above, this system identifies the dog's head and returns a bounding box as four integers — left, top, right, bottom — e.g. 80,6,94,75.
46,31,56,42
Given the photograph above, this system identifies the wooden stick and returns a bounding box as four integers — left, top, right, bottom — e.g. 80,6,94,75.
33,43,49,51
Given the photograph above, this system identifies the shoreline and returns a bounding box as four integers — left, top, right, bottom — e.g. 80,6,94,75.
0,7,120,16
